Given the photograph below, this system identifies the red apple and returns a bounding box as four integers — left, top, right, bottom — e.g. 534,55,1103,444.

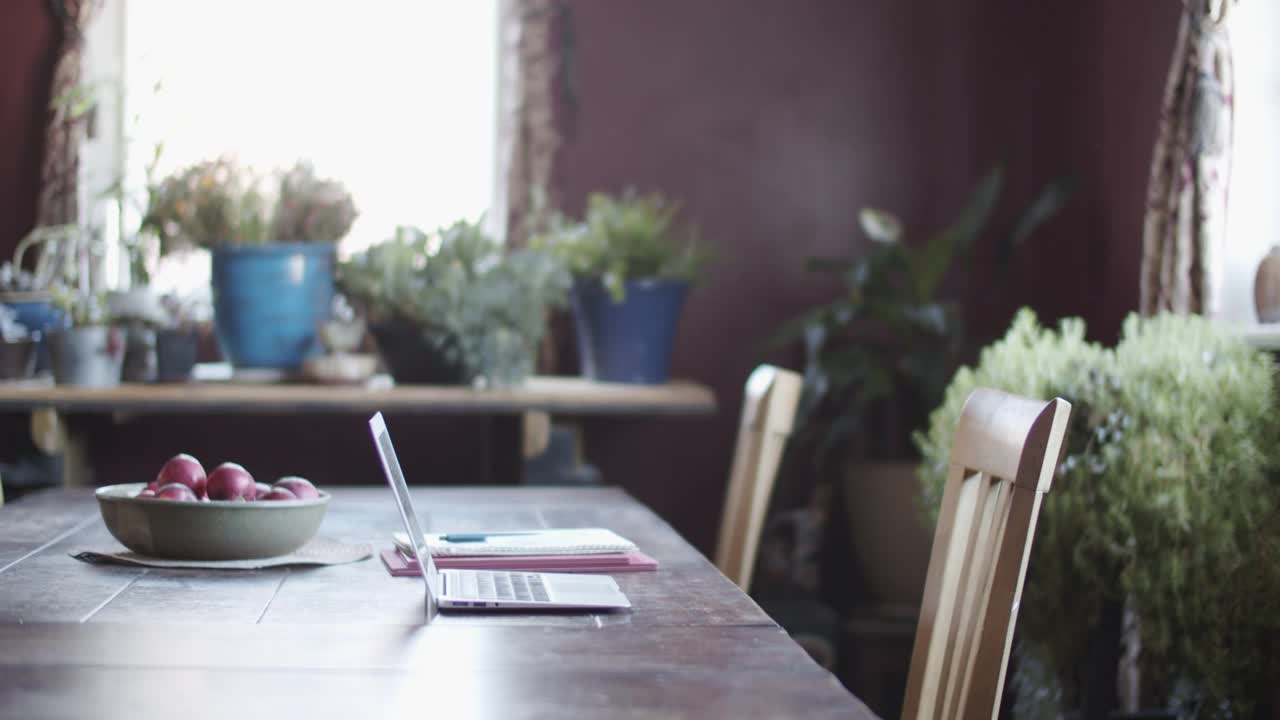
154,483,197,501
155,453,207,498
260,487,297,501
253,482,272,500
136,487,157,498
273,476,318,500
206,462,256,501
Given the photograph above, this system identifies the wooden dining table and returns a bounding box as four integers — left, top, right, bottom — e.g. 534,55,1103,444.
0,485,876,719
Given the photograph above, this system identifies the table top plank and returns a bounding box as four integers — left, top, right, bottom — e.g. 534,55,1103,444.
0,490,98,545
87,569,288,625
0,624,875,720
0,663,869,720
0,376,717,416
0,622,814,672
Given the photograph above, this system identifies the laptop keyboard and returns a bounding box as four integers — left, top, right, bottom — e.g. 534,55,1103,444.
459,571,551,603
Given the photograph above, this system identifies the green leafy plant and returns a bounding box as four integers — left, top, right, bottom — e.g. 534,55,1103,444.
916,309,1280,719
338,219,569,386
51,288,111,328
141,157,355,251
772,167,1072,465
533,189,711,301
0,224,88,294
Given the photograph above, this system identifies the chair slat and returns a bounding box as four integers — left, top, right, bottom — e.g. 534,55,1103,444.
942,475,1006,718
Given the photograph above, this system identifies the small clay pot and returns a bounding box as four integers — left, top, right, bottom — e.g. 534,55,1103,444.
1254,246,1280,323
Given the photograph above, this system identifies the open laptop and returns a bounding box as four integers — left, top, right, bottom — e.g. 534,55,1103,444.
369,412,631,617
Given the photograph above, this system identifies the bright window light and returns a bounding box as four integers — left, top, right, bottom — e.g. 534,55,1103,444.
1219,0,1280,324
120,0,497,291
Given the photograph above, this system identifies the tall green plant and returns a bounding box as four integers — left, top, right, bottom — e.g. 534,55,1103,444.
533,189,711,301
772,167,1072,465
916,309,1280,719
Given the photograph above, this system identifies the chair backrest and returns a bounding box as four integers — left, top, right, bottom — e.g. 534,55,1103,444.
714,364,803,592
901,388,1071,720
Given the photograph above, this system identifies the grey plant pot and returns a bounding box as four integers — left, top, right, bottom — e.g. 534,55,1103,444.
121,324,157,383
49,327,125,387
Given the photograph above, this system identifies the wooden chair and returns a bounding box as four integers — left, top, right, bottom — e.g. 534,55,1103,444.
901,388,1071,720
714,364,803,592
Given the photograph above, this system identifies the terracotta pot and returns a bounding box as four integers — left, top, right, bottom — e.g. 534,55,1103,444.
1254,246,1280,322
842,461,933,610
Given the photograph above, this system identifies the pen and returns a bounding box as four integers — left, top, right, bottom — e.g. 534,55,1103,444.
440,532,540,543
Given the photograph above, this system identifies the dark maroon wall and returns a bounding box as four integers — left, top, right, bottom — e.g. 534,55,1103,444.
0,0,57,260
1097,2,1181,341
555,0,1180,552
958,1,1180,345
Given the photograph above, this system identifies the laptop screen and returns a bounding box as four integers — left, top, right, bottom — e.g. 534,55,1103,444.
368,412,438,620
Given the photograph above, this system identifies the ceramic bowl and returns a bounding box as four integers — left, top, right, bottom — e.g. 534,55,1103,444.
95,483,330,560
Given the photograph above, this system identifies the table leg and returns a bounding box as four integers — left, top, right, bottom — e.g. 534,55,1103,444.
62,424,92,487
29,409,91,487
490,413,523,484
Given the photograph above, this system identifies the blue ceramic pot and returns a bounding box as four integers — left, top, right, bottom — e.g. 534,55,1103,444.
0,291,67,372
569,277,688,384
210,243,334,369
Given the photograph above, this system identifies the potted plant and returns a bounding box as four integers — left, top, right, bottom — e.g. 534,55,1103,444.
46,289,124,387
152,293,209,383
141,158,357,370
0,224,86,369
769,168,1071,612
338,219,569,387
105,287,168,383
534,189,711,384
917,310,1280,720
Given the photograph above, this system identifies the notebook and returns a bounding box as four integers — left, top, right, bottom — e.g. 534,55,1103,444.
392,528,638,557
380,548,659,577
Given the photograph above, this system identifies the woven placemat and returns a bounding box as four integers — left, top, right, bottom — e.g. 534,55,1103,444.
71,538,373,570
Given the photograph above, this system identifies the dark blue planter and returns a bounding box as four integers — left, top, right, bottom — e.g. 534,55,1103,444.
367,319,467,385
0,292,67,372
211,243,334,369
154,329,199,382
570,277,688,384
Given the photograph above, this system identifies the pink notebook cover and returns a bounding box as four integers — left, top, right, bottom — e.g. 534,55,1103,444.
380,548,659,576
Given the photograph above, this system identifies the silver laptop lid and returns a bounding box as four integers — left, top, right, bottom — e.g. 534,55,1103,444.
369,412,438,620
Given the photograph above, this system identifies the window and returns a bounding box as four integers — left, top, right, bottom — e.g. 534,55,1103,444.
84,0,499,292
1218,0,1280,324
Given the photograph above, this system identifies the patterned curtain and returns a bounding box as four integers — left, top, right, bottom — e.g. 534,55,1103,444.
1140,0,1234,317
499,0,567,249
37,0,99,229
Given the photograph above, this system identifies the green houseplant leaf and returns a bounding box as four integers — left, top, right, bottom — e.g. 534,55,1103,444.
770,165,1064,464
533,188,711,302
